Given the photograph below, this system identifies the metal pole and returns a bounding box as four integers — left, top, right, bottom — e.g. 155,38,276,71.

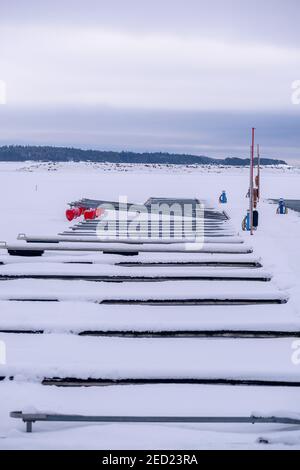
257,144,260,201
249,128,255,235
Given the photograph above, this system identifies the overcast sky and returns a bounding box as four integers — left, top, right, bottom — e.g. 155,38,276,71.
0,0,300,161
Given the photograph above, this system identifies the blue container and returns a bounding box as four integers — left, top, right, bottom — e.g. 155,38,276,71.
242,210,258,231
245,211,251,231
277,199,287,215
219,191,228,204
242,211,251,231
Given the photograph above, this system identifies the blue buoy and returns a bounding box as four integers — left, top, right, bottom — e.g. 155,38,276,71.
242,210,259,231
219,191,228,204
277,199,288,215
242,210,251,231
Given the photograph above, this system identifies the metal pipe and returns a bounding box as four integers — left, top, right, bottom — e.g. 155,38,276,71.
257,144,260,201
17,235,244,245
2,243,254,254
10,411,300,433
250,128,255,235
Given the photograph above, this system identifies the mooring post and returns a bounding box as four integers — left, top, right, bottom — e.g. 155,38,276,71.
257,144,260,201
249,128,255,236
25,420,33,433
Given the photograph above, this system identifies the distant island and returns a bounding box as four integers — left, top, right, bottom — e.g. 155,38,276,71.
0,146,287,166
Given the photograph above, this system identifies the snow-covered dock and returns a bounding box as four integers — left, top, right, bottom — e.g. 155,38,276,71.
0,302,297,336
0,334,298,386
1,165,300,449
0,264,272,281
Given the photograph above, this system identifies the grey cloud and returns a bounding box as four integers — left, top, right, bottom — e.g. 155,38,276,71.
1,0,300,46
1,0,299,160
0,105,299,162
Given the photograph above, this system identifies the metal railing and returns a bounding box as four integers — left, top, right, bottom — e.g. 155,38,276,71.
10,411,300,433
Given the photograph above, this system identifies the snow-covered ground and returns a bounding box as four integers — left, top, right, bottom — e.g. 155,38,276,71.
1,161,300,449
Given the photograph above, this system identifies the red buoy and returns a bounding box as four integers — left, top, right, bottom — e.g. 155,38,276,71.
66,209,76,221
84,207,105,220
84,209,97,220
78,207,86,216
96,207,105,217
66,207,83,221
